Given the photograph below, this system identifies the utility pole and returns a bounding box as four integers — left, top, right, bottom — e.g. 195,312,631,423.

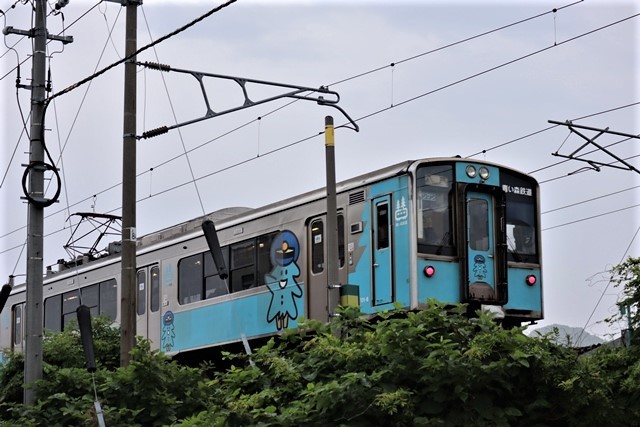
23,0,47,404
3,0,71,404
119,0,140,367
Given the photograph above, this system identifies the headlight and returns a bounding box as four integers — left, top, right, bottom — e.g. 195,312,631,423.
479,167,490,180
465,165,476,178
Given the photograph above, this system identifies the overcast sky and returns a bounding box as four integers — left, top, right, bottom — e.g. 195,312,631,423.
1,0,638,340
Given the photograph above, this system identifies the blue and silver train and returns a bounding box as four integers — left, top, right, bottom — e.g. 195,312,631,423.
0,157,542,358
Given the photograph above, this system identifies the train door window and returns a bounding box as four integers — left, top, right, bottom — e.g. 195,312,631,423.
100,279,118,320
137,270,146,316
204,250,229,300
179,253,204,304
338,214,345,268
82,284,99,317
416,164,455,256
44,294,62,332
62,290,80,328
376,202,390,249
230,240,256,292
150,266,160,313
311,219,324,274
12,304,22,345
468,198,489,251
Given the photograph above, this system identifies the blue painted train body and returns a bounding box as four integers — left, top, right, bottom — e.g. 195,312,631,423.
1,158,542,357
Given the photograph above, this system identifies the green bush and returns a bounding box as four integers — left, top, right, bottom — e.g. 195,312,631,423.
0,317,207,426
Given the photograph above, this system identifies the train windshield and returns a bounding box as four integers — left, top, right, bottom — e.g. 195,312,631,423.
416,164,455,256
502,172,538,263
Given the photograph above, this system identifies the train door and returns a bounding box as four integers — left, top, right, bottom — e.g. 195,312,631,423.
307,217,327,321
466,192,498,301
372,195,393,306
136,265,161,348
11,303,24,352
306,214,346,322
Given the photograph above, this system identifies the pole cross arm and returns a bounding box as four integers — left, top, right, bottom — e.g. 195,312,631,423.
548,120,640,175
137,61,359,139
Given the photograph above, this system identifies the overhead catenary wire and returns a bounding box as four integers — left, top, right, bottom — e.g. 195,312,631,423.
0,0,600,206
1,2,638,258
541,185,640,215
0,0,104,82
140,4,206,216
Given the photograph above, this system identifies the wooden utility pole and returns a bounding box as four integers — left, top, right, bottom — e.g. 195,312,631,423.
120,0,139,366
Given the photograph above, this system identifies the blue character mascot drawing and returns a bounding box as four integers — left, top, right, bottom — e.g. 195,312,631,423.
265,230,303,330
161,311,175,352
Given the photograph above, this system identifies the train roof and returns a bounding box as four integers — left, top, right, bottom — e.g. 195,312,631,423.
138,156,534,251
136,159,416,250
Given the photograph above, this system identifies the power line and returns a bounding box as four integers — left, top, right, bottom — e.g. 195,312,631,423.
538,153,640,184
1,3,637,253
0,0,104,82
140,4,206,216
349,12,640,128
46,0,238,104
542,203,640,231
329,1,584,87
541,185,640,215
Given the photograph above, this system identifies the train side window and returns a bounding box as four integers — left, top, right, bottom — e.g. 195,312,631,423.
137,270,146,316
256,233,277,286
44,294,62,332
178,253,204,305
12,305,22,345
150,266,160,313
204,250,229,300
416,164,455,256
100,279,117,320
82,284,99,317
311,219,324,274
62,290,80,328
230,240,256,292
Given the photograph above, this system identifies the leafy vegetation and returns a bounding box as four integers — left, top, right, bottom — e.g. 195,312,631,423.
178,303,640,427
0,317,207,426
610,256,640,340
0,298,639,426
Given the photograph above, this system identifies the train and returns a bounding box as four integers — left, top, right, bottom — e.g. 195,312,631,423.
0,157,542,360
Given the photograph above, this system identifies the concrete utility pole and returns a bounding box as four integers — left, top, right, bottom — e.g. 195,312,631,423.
23,0,48,405
3,0,73,405
120,0,140,367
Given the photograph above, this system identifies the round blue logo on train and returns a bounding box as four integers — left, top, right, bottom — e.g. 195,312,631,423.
270,230,300,267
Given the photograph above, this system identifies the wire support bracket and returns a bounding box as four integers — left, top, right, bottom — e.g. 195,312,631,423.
136,61,360,139
548,120,640,175
3,26,73,44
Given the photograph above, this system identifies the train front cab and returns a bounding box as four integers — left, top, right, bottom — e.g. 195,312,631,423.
413,160,542,325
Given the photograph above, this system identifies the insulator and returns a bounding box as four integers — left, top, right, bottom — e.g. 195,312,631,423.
142,126,169,139
144,61,171,72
